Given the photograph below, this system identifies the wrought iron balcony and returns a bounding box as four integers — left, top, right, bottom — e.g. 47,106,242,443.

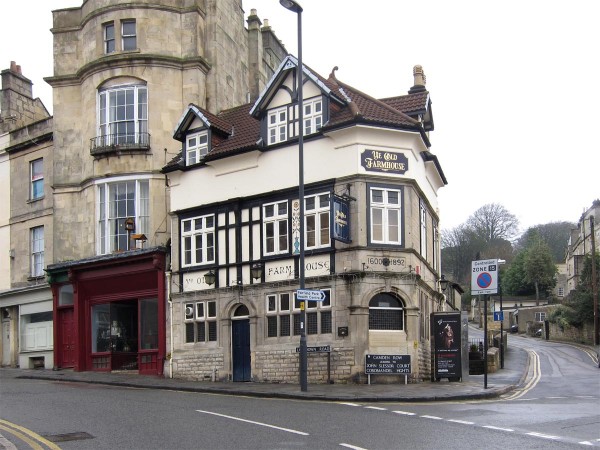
90,133,151,156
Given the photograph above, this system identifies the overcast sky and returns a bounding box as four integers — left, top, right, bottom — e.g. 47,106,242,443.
2,0,598,234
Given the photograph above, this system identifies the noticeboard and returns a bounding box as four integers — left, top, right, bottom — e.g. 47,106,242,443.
365,354,411,374
431,312,462,380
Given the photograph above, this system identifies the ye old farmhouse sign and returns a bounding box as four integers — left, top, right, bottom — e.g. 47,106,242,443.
361,150,408,174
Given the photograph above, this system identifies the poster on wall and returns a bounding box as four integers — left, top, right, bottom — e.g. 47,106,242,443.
431,312,462,380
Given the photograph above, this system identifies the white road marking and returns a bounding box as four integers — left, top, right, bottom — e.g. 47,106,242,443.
392,411,416,416
526,432,560,440
547,396,566,399
420,415,443,420
483,425,514,432
447,419,475,425
579,441,594,446
196,410,309,436
340,443,368,450
339,402,361,407
364,406,387,411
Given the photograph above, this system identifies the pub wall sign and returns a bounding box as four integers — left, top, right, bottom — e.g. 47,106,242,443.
361,150,409,174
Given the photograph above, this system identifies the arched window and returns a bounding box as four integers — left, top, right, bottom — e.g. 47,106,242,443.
368,293,405,330
233,304,249,317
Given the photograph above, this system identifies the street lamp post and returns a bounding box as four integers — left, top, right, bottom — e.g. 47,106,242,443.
279,0,307,392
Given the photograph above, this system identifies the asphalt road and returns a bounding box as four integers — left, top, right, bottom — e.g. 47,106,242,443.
0,334,598,449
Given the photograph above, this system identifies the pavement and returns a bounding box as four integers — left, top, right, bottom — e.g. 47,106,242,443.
1,345,529,403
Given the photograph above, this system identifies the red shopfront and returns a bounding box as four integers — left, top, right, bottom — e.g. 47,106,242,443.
48,248,167,375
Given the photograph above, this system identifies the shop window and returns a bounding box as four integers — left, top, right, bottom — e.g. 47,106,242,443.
140,298,158,350
20,311,53,351
368,293,405,331
58,285,74,306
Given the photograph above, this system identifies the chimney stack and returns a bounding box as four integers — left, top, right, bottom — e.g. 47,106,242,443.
408,65,427,94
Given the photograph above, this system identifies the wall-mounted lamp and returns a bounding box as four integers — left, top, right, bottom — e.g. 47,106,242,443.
439,274,449,293
204,270,216,286
251,263,263,280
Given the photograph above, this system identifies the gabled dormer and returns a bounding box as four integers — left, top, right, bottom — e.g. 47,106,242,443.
173,104,233,167
250,56,345,147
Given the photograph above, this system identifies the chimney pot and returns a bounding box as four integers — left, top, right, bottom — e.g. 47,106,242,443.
413,65,426,87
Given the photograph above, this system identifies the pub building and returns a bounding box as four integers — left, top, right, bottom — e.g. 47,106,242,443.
163,57,454,383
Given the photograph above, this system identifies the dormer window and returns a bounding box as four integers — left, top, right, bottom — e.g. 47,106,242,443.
186,131,209,165
303,99,322,135
268,107,287,145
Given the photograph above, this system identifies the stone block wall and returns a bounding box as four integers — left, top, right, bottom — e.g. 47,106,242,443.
172,352,225,382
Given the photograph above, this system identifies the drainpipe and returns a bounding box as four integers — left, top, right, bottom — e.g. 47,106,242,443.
166,271,173,378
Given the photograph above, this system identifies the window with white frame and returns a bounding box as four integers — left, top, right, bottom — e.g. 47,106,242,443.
267,107,287,144
420,200,427,258
369,293,405,331
98,84,148,146
121,20,136,51
184,301,217,343
305,193,330,249
433,221,439,271
266,290,331,338
104,22,115,53
263,201,288,255
31,226,44,277
97,179,149,254
558,287,564,297
370,187,402,244
303,98,322,135
535,312,546,322
30,158,44,200
20,311,53,351
186,131,209,165
181,215,215,267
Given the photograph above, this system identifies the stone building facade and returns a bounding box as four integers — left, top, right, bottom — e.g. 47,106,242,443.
164,58,450,384
0,63,54,369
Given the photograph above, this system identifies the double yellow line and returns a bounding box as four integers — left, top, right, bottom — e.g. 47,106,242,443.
0,419,61,450
503,349,541,400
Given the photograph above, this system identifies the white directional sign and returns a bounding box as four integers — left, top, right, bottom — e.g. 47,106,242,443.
296,289,327,302
471,259,499,295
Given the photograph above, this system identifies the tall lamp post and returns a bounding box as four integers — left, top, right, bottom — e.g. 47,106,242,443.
279,0,307,392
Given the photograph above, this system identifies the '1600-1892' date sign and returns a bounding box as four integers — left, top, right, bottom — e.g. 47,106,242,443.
361,150,409,174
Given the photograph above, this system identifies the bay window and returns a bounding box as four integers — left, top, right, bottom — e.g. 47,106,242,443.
98,84,148,147
370,186,402,245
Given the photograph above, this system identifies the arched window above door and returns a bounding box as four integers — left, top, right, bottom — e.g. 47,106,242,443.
233,304,249,317
368,293,405,331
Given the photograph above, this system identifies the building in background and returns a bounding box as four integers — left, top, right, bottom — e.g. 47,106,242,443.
163,58,449,383
0,62,54,369
566,200,600,293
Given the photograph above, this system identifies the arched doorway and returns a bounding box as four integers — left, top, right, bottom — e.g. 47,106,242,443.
231,304,251,382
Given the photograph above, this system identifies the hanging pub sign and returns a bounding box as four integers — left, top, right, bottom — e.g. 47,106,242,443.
431,312,462,381
361,149,409,174
331,195,351,243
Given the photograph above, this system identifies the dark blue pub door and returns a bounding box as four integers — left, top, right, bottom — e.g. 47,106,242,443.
232,319,251,381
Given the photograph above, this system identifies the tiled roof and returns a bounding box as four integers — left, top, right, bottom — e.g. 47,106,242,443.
163,62,431,173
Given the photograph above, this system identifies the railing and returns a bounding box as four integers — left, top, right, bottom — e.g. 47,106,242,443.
90,132,151,155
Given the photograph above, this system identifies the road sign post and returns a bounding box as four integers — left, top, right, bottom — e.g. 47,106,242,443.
296,289,326,302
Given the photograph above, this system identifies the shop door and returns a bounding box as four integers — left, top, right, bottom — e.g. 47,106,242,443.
232,319,251,382
58,308,76,367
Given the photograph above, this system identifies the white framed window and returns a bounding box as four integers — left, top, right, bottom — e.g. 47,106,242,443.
98,84,148,146
121,20,136,51
31,226,44,277
305,193,330,249
30,158,44,200
181,214,215,267
433,221,439,271
20,311,53,351
268,107,287,145
370,187,402,245
104,22,115,53
263,201,288,255
184,301,217,343
535,312,546,322
303,98,322,135
420,200,427,258
266,290,331,338
97,179,149,254
186,131,209,165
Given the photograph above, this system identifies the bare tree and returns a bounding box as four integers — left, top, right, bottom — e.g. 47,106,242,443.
467,203,519,243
